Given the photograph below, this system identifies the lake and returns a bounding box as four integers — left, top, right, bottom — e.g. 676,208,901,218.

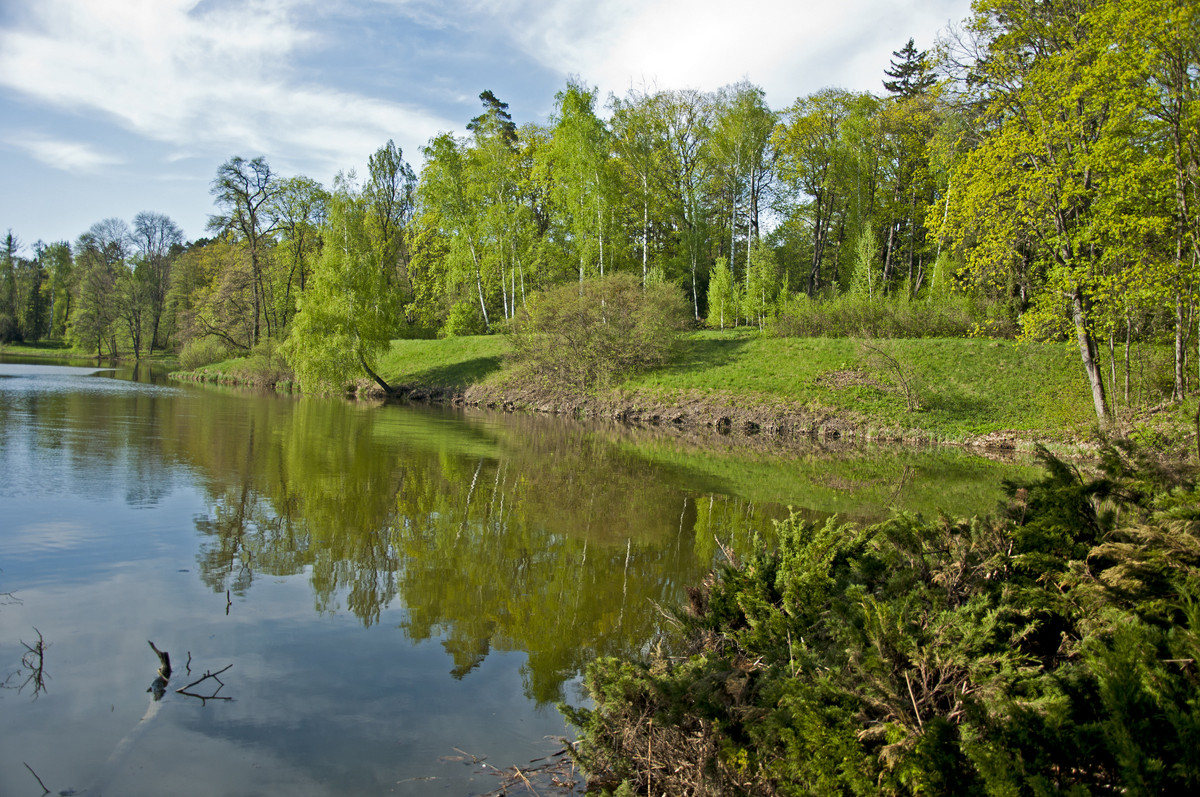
0,359,1041,796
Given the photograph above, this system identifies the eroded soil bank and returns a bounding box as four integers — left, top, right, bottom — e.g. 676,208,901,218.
382,380,1094,456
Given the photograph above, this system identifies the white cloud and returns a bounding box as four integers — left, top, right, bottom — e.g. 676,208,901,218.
445,0,970,104
0,521,95,554
0,0,454,174
6,134,125,172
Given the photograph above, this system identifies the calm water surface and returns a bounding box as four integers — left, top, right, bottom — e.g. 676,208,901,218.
0,358,1040,796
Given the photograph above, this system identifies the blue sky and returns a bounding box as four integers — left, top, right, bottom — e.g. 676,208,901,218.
0,0,972,249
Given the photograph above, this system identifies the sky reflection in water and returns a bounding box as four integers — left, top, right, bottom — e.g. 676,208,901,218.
0,360,1035,795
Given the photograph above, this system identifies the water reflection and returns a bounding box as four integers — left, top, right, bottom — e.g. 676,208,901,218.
176,397,782,703
0,360,1043,795
1,361,1039,705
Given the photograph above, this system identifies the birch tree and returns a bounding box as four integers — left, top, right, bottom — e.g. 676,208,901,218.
943,0,1125,424
710,82,776,287
610,89,668,287
550,79,619,285
268,175,329,329
658,88,715,318
419,132,492,330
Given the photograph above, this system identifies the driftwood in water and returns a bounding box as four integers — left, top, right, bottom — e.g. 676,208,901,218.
147,640,172,700
146,641,232,702
5,628,51,699
176,664,234,703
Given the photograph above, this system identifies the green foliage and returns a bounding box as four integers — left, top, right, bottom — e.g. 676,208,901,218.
509,273,690,389
284,142,416,394
742,240,781,330
850,225,880,298
567,445,1200,795
18,0,1192,412
178,336,229,371
441,299,487,338
705,257,740,329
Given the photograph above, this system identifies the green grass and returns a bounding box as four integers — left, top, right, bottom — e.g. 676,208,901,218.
623,331,1102,438
1,339,179,366
174,329,1182,444
0,340,75,357
379,335,509,387
366,330,1112,438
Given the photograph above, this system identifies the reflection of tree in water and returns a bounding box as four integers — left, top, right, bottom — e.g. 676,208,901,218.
194,484,311,596
184,398,783,701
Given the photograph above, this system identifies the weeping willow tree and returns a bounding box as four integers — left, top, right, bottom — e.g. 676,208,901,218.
284,142,414,394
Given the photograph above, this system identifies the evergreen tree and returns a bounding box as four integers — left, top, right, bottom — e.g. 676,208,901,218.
0,231,19,342
25,241,48,341
882,37,936,98
467,90,518,149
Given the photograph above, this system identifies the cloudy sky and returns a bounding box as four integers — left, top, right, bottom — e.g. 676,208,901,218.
0,0,971,248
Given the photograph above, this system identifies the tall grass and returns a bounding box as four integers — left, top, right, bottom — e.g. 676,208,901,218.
768,291,990,339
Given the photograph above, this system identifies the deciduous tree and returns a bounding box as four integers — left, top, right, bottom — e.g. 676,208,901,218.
285,142,417,394
208,156,278,344
132,211,183,354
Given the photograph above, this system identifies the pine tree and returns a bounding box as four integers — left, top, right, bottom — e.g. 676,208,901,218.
468,90,518,149
883,38,936,98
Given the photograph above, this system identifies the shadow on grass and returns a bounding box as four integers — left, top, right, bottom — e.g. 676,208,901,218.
921,384,995,422
655,336,753,376
405,356,504,387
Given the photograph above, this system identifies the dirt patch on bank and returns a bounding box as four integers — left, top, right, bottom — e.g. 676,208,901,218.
372,379,1067,454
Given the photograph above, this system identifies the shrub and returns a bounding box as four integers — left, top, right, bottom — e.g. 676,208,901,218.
509,273,690,389
564,446,1200,795
234,338,294,388
441,299,488,337
178,336,229,371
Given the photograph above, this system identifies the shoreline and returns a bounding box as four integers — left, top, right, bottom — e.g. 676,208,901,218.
374,381,1094,456
166,356,1197,462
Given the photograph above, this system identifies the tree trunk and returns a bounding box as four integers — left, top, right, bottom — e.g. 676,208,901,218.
1124,315,1131,406
467,240,490,331
1072,288,1109,425
1176,292,1187,401
642,189,649,287
810,197,826,296
882,222,896,290
358,349,393,395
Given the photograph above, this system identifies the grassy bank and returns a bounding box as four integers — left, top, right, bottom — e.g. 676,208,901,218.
1,340,180,366
170,356,296,391
173,330,1193,451
621,333,1094,437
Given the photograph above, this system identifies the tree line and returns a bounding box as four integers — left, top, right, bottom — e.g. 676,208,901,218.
1,0,1196,423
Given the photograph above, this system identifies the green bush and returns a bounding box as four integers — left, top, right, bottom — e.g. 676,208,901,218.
178,337,230,371
509,273,690,389
441,299,488,337
235,338,294,387
565,445,1200,795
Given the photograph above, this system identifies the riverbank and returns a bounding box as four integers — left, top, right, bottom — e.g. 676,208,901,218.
171,330,1198,457
0,340,180,367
